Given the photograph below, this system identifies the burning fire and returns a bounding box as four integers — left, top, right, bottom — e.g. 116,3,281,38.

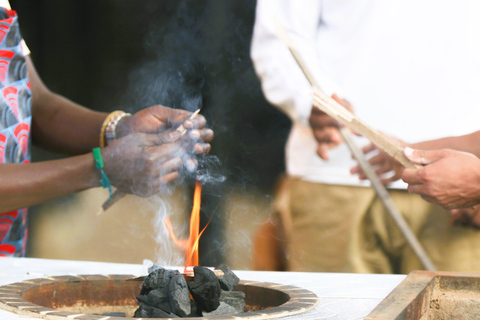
164,180,207,271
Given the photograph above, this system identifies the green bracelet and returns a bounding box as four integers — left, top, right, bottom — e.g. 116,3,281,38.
93,147,112,200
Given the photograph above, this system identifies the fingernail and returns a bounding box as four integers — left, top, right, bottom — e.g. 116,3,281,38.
404,147,414,156
189,130,200,140
183,120,193,129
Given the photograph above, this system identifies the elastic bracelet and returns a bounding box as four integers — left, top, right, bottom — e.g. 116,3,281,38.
92,147,112,200
99,111,125,148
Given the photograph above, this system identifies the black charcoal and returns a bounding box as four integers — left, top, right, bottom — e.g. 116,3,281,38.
168,274,191,317
216,263,240,291
188,266,221,312
188,300,202,317
141,267,179,295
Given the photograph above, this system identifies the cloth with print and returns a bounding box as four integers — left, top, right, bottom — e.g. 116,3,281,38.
0,6,31,257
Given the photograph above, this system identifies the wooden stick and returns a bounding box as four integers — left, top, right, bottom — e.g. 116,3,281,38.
97,109,201,216
183,269,224,279
275,19,435,271
312,89,418,169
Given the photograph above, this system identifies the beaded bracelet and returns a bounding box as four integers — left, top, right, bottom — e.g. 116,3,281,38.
105,112,131,146
92,147,112,200
99,111,125,148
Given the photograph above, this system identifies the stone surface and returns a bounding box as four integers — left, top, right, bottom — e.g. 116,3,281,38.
202,302,238,317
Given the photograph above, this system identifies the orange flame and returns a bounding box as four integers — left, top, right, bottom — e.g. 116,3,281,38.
165,180,207,270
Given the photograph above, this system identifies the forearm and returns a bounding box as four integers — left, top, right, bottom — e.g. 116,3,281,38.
0,154,100,212
27,55,107,155
411,131,480,158
31,91,107,154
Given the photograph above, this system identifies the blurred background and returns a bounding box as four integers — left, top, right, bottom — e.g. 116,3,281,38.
9,0,291,269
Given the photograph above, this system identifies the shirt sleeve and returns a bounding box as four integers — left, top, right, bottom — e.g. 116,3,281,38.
250,0,340,125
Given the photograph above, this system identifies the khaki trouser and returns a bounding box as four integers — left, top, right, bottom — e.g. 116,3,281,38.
285,178,480,273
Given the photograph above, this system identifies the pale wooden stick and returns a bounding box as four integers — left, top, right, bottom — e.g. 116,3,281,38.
312,88,418,169
97,109,201,216
183,269,224,278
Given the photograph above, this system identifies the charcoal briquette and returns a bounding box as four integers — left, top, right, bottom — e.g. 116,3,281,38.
216,263,240,291
141,267,179,295
188,266,221,312
168,274,191,317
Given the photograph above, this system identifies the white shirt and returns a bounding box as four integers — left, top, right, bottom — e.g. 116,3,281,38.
251,0,480,188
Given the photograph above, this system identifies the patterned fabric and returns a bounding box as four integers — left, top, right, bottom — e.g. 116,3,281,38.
0,7,31,257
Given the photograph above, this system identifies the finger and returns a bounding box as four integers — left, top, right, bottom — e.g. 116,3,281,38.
350,166,367,180
161,157,183,173
149,105,191,125
188,128,214,142
317,144,330,160
362,143,377,155
404,147,445,165
144,143,183,166
310,106,328,116
148,159,183,192
159,171,180,184
374,162,395,176
331,93,344,106
193,143,211,154
143,131,183,146
350,164,361,175
401,168,424,184
380,170,403,186
367,153,386,167
406,183,426,196
312,127,342,144
419,194,443,206
309,114,339,129
331,93,354,112
184,158,199,172
184,114,207,130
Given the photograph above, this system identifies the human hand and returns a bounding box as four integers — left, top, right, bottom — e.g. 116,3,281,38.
450,206,480,228
117,106,205,136
309,94,352,160
115,105,213,157
101,131,193,197
350,136,407,186
402,147,480,209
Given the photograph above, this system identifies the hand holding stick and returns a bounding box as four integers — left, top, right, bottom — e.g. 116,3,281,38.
97,109,201,215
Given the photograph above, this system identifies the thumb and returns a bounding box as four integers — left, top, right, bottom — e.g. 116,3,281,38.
403,147,444,165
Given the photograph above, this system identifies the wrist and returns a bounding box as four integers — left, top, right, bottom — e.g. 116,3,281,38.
93,147,112,199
